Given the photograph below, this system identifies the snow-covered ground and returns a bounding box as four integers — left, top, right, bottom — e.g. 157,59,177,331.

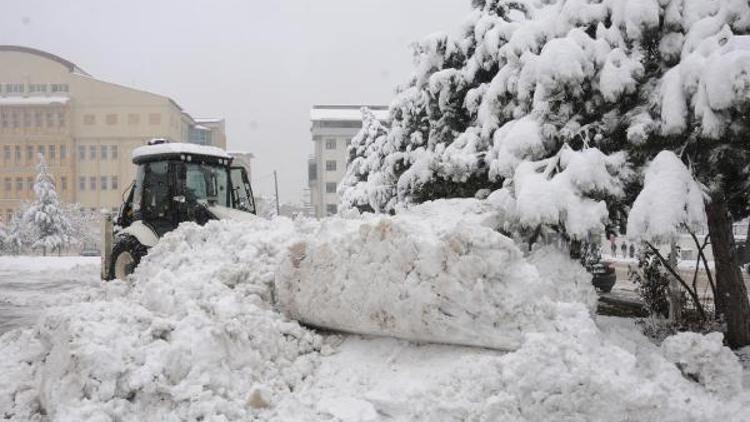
1,201,749,421
0,256,100,335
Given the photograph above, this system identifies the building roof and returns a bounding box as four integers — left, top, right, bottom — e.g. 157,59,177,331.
0,96,69,106
0,45,91,76
310,105,389,121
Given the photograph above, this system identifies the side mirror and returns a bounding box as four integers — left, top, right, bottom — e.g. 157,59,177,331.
173,195,186,203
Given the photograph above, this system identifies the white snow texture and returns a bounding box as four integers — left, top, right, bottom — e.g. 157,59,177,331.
1,199,748,421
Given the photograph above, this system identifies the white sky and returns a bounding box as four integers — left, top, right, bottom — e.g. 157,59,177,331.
0,0,471,203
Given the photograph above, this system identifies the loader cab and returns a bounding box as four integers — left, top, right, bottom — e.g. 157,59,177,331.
104,141,255,280
116,143,256,234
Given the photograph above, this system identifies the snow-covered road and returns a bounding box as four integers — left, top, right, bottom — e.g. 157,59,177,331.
0,256,100,335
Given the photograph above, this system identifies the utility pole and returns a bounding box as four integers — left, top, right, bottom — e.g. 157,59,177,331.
273,170,280,216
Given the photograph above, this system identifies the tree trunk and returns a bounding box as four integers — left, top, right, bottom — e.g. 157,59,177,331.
706,192,750,348
667,240,683,323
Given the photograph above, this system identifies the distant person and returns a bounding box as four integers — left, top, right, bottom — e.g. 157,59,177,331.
610,235,617,257
621,243,627,257
629,244,635,258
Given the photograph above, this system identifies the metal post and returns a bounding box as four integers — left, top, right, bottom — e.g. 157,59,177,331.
273,170,280,216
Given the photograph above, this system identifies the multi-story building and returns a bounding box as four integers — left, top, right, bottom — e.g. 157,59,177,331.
0,45,226,221
308,104,388,218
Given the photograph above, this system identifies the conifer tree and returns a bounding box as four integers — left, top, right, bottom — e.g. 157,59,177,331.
23,154,73,255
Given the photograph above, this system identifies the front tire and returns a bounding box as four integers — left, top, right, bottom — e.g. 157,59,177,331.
108,235,148,280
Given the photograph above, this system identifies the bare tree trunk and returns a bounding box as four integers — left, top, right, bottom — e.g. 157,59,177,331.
667,240,683,323
706,192,750,348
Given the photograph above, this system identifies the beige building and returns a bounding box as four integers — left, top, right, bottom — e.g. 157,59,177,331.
0,45,226,221
308,105,388,218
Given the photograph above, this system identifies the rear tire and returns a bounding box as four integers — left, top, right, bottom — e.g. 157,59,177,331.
108,235,148,280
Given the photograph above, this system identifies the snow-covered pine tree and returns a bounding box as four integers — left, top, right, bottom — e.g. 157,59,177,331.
340,0,750,345
339,108,393,213
23,154,73,255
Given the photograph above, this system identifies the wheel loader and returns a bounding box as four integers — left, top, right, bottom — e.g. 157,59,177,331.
101,139,256,280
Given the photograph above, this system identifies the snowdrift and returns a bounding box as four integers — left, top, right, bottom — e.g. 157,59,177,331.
277,199,597,350
0,219,323,421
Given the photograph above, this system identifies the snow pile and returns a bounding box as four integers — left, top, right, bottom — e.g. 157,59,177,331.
277,199,597,351
272,316,750,421
661,331,744,397
0,218,323,421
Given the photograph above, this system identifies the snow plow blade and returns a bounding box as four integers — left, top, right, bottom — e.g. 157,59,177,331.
275,201,598,351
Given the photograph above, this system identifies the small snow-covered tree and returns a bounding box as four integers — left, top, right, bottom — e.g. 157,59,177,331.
23,154,73,255
0,220,7,253
64,203,100,250
5,206,33,255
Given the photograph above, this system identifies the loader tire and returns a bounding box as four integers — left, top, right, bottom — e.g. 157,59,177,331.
108,234,148,280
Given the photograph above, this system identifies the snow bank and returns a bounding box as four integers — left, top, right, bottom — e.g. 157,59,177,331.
0,218,323,421
276,199,597,351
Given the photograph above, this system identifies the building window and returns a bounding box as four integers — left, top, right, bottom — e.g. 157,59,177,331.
325,160,337,171
100,176,108,190
14,146,20,161
111,176,119,190
128,114,140,125
15,177,22,192
49,145,56,160
101,145,108,159
83,114,95,125
111,145,118,159
11,111,18,128
3,146,9,160
57,111,65,127
34,111,43,128
4,178,11,193
60,145,67,160
61,176,67,190
26,146,33,160
308,161,317,182
26,177,33,191
78,146,85,160
5,84,24,93
312,135,322,141
29,84,47,93
37,145,45,157
1,111,7,128
46,112,54,128
325,139,336,150
89,145,96,159
89,176,96,190
148,113,161,125
326,182,337,193
23,111,31,128
79,177,85,191
51,84,68,93
105,114,118,125
326,204,337,215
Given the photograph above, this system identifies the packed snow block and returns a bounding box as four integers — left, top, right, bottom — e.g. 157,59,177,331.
276,202,597,350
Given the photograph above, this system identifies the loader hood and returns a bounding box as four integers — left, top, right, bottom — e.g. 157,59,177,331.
208,205,258,222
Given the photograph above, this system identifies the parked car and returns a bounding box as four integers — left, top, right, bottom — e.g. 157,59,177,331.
81,247,100,257
587,259,617,293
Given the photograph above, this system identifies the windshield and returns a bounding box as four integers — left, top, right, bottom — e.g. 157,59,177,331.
184,163,230,207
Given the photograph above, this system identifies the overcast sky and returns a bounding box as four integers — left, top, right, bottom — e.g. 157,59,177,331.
1,0,470,203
